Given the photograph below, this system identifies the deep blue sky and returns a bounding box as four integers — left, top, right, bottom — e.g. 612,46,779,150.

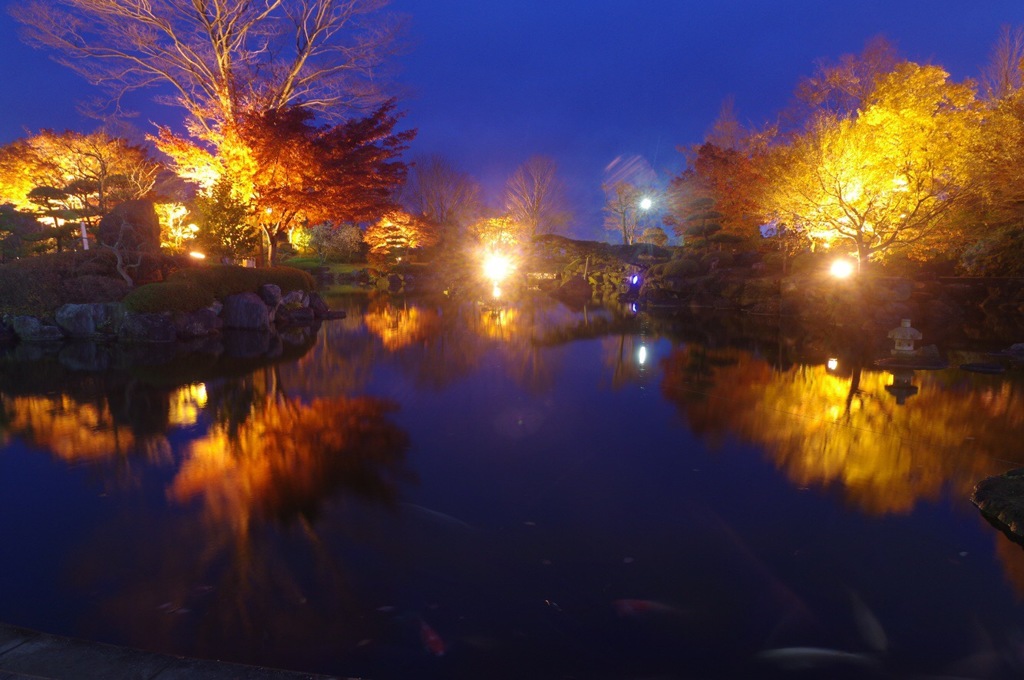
1,0,1022,239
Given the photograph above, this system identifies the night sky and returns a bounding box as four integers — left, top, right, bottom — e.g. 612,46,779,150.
1,0,1022,239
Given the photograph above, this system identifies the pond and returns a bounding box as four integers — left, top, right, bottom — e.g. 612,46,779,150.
2,289,1024,679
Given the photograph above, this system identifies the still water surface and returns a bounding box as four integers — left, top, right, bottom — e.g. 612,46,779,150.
3,290,1024,679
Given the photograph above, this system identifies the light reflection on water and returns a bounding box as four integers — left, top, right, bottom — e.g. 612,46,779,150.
2,291,1024,678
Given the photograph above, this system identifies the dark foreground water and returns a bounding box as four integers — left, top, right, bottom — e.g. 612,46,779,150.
3,290,1024,679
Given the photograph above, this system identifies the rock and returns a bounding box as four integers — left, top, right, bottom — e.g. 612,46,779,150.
972,469,1024,540
258,283,283,307
308,292,330,318
281,290,310,307
378,273,403,292
55,303,125,338
222,292,271,331
119,311,177,343
11,316,65,343
174,309,223,339
0,317,14,345
276,306,316,325
551,275,592,305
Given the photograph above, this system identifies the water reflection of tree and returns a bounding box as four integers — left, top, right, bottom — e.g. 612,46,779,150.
661,345,1024,514
171,385,413,525
356,293,565,394
67,372,414,666
0,382,211,481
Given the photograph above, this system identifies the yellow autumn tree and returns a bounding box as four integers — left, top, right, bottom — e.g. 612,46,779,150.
364,210,437,260
0,129,160,220
468,215,526,248
763,63,981,269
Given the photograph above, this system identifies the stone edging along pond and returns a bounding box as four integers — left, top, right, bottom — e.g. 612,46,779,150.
1,283,345,346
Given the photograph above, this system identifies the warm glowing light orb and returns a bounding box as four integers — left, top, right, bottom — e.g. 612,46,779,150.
827,357,839,371
830,259,854,279
189,251,206,260
483,252,513,283
492,284,502,300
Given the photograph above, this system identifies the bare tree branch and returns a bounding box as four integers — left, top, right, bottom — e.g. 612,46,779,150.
505,155,572,238
10,0,403,133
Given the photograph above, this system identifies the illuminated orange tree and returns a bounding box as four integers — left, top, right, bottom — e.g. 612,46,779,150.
0,129,160,251
666,140,767,251
159,103,413,262
364,210,436,263
469,215,526,249
958,29,1024,275
762,63,981,269
241,103,412,262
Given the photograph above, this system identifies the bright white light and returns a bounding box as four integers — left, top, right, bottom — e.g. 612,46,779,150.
639,197,653,211
492,284,502,300
827,357,839,371
830,259,854,279
189,251,206,260
638,345,648,366
483,252,513,283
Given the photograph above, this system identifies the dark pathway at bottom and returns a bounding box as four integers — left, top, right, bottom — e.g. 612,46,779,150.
0,623,351,680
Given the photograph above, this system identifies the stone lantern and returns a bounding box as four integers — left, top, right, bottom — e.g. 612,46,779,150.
888,319,922,356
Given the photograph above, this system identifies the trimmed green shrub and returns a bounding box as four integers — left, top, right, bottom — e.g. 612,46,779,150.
62,275,130,304
662,256,703,277
123,281,215,313
167,265,260,298
167,264,315,299
0,251,128,315
260,265,316,293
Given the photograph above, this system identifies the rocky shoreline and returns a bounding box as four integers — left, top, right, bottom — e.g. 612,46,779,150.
1,283,344,347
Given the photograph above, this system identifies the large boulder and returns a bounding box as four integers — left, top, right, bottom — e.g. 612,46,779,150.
222,292,271,331
55,302,125,339
119,311,177,343
550,275,592,306
11,316,65,343
96,199,161,253
173,308,223,339
276,305,316,326
281,289,309,308
972,468,1024,540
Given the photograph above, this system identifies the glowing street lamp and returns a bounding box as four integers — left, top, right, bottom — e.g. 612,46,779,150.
829,258,855,279
483,252,513,284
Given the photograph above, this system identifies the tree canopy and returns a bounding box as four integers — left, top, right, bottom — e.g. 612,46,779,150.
760,62,981,268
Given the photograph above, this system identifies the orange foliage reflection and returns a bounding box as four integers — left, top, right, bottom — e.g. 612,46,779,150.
363,300,441,350
170,392,412,526
0,383,207,464
477,306,519,342
662,346,1024,514
2,394,138,461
